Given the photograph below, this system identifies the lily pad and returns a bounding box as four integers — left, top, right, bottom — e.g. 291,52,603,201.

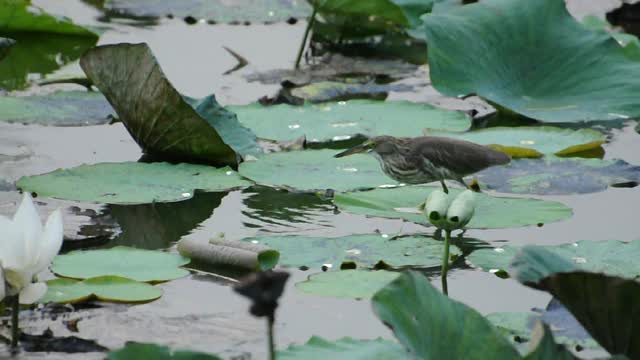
238,150,391,192
296,270,400,299
423,0,640,122
286,81,413,103
103,0,312,22
17,162,251,204
0,91,114,126
427,127,605,157
107,343,222,360
467,239,640,278
278,336,407,359
243,234,461,269
80,43,260,167
40,276,162,304
476,157,640,195
334,186,572,229
0,0,97,36
372,271,521,359
232,100,471,143
0,33,96,91
52,246,190,282
512,246,640,359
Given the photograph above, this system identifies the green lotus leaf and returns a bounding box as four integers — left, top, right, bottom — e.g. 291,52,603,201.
243,234,460,269
232,100,471,144
0,0,97,36
428,127,605,157
0,91,113,126
80,43,260,167
372,271,521,359
334,186,572,229
17,162,251,204
239,150,391,192
423,0,640,122
468,239,640,278
103,0,312,22
107,343,222,360
511,246,640,359
0,33,96,91
52,246,190,282
296,270,400,299
278,336,407,359
40,276,162,304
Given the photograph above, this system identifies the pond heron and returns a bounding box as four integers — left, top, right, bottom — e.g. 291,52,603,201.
334,135,510,193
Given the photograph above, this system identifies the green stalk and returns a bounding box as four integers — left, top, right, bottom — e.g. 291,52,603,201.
441,230,451,296
10,295,19,350
267,314,275,360
294,8,317,70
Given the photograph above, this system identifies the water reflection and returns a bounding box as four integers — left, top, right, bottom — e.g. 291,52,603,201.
107,192,226,249
241,186,334,232
0,33,97,90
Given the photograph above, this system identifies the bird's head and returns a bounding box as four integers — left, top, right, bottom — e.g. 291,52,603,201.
334,136,399,158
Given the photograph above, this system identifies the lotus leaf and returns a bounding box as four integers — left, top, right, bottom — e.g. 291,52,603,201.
40,276,162,304
17,162,250,204
278,336,407,359
334,186,572,229
232,100,471,144
0,91,114,126
52,246,190,282
468,239,640,278
243,234,461,269
107,343,222,360
0,0,97,36
423,0,640,122
372,271,521,359
80,43,260,167
296,270,400,299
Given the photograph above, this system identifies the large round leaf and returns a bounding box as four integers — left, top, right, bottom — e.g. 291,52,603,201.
232,100,471,144
80,43,260,167
428,127,605,157
0,0,97,36
468,239,640,278
41,276,162,304
296,270,400,299
107,343,222,360
372,271,521,359
52,246,191,282
278,336,407,359
239,150,391,192
243,234,461,269
16,162,251,204
334,186,572,229
477,157,640,195
423,0,640,122
0,91,114,126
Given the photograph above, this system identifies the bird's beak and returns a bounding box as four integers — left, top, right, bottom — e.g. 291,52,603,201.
334,141,373,158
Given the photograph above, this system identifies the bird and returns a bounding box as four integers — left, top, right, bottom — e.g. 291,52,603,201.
334,135,510,193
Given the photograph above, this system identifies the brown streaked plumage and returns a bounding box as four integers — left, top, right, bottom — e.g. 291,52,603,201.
334,135,510,192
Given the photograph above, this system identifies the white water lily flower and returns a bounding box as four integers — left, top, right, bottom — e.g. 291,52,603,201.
424,189,452,229
446,190,476,229
0,193,63,304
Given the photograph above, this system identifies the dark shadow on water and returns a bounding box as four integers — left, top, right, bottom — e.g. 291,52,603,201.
0,33,97,91
106,191,227,250
241,185,334,230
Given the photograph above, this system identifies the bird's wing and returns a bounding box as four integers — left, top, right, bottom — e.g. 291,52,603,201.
412,137,510,176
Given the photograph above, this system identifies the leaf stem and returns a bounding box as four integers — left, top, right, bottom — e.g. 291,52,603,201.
10,295,19,351
267,314,275,360
294,8,317,70
441,230,451,296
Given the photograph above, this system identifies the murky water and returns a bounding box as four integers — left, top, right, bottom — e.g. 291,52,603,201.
1,0,638,358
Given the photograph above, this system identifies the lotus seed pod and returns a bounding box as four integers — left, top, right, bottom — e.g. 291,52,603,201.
424,189,452,228
446,190,476,229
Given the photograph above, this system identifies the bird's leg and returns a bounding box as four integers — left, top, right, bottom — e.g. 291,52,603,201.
440,180,449,194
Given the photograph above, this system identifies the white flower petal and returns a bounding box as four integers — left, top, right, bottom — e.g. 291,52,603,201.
19,282,47,304
13,193,43,265
34,209,64,274
0,215,23,269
